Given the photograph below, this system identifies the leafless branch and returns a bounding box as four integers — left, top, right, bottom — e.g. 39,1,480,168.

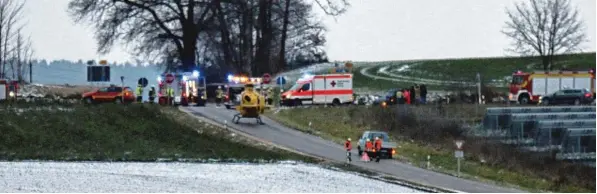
502,0,587,70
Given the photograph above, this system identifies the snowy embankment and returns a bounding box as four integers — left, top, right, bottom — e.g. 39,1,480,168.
0,161,422,193
17,83,96,98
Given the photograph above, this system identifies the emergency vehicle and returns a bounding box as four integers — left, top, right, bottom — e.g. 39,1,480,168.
223,75,272,109
183,71,207,106
0,79,18,101
157,72,190,106
281,73,354,106
509,69,596,104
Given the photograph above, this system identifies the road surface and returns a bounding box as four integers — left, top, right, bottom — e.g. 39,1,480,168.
181,104,525,193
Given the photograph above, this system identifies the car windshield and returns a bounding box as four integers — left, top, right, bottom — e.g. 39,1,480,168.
228,87,244,101
368,132,390,141
511,75,524,84
108,87,123,92
288,83,303,91
386,90,397,97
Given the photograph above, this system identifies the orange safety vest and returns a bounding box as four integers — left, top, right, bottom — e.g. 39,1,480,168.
365,141,373,151
344,141,352,151
374,139,382,150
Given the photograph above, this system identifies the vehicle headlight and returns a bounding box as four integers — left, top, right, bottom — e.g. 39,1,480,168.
8,91,15,97
286,94,291,98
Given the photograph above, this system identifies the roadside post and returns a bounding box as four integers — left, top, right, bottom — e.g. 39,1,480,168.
138,77,148,103
427,155,431,169
454,140,465,177
476,72,481,115
276,76,286,108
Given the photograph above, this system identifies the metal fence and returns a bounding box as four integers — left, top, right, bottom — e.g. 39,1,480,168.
478,106,596,167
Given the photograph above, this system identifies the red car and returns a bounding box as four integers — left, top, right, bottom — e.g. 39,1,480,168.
82,86,135,104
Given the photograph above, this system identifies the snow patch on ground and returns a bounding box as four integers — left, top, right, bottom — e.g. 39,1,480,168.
0,162,422,193
17,83,96,98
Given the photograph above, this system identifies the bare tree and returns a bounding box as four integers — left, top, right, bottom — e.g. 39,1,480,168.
0,0,24,79
503,0,587,70
13,29,33,82
313,0,349,16
68,0,216,71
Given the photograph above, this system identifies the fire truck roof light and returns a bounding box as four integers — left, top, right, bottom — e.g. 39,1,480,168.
157,76,163,82
182,75,188,81
192,70,200,78
227,74,234,82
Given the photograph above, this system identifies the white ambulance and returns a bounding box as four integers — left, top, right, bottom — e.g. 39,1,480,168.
281,73,353,106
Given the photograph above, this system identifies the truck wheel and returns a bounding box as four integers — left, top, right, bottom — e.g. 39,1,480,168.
357,146,362,156
518,94,530,104
574,98,581,105
541,99,549,105
225,105,231,109
84,97,93,104
294,99,302,106
114,97,123,104
332,98,341,106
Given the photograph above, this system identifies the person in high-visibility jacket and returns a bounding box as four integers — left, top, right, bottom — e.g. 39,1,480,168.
396,89,404,104
374,137,383,163
414,84,421,105
344,138,352,163
136,85,144,103
166,87,174,105
365,139,373,162
266,87,274,105
215,86,224,106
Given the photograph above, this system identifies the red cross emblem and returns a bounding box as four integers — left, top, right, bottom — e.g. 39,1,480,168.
330,81,336,87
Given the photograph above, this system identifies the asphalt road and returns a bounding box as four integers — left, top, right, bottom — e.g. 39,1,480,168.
182,104,525,193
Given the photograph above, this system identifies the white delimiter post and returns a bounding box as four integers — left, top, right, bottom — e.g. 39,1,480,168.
476,72,481,115
454,140,465,177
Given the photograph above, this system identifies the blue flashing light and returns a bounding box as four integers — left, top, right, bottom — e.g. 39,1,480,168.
192,70,200,77
227,74,234,81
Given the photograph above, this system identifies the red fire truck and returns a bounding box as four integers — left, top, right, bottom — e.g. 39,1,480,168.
157,73,189,106
508,69,596,104
0,79,18,101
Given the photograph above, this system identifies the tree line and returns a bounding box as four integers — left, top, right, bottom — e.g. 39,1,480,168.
0,0,34,82
68,0,349,77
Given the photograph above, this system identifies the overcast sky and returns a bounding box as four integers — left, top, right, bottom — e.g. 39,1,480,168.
22,0,596,62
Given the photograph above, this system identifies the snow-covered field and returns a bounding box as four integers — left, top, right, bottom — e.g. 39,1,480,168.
0,162,422,193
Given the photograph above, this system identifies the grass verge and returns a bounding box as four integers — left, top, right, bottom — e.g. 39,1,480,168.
0,102,309,162
0,101,448,192
265,105,594,192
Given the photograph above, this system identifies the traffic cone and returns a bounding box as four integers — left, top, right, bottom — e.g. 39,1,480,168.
361,152,369,162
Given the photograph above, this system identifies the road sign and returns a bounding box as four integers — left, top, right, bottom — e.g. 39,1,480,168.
454,150,464,158
165,73,175,84
276,76,286,85
262,73,271,84
138,77,148,87
455,140,465,150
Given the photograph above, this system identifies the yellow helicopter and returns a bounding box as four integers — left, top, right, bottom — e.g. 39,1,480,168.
232,83,266,125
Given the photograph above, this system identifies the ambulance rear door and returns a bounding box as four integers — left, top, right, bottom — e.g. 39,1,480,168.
312,74,353,104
